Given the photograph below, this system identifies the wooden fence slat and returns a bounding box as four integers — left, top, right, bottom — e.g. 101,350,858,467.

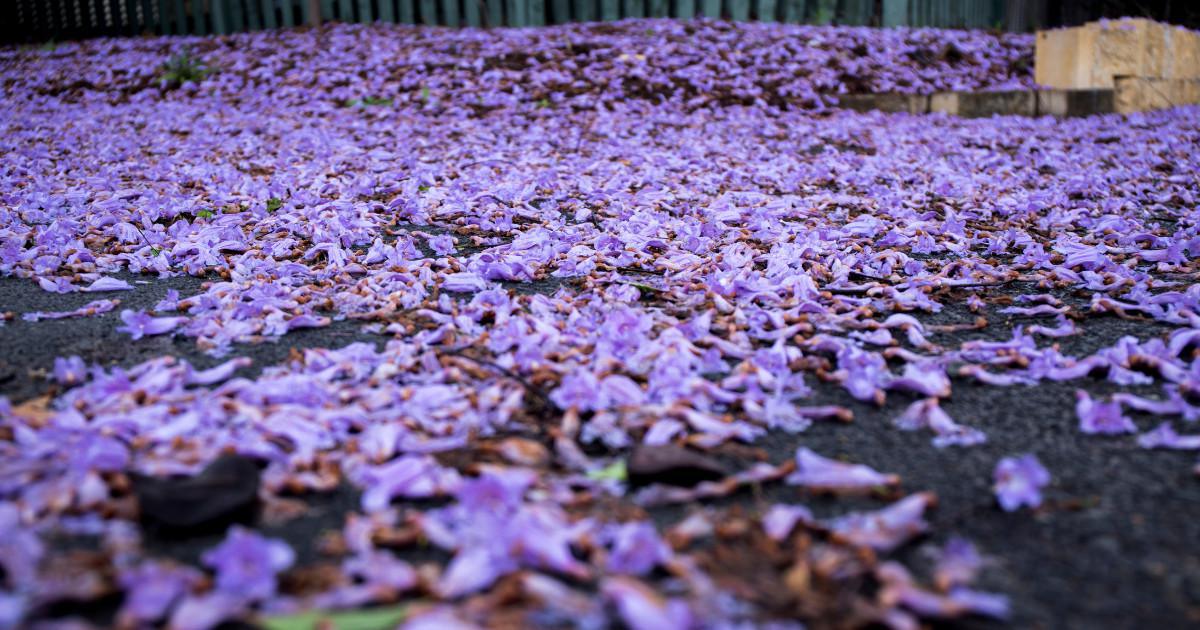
756,0,775,21
246,0,263,29
233,0,248,31
504,0,524,25
675,0,694,18
336,0,352,21
279,0,295,25
529,0,544,25
485,0,502,25
882,0,906,26
259,0,277,26
624,0,644,18
573,0,593,21
358,0,374,21
727,0,747,21
443,0,461,26
700,0,720,18
320,0,335,20
841,0,871,24
379,0,396,22
462,0,480,24
549,0,568,23
157,0,170,32
398,0,415,22
647,0,667,17
599,0,618,21
211,0,229,33
419,0,437,24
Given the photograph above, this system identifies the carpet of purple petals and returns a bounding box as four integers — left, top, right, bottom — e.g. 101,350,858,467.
0,17,1198,630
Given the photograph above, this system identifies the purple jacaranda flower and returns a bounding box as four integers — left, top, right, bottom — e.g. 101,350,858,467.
155,288,181,311
342,551,417,591
886,362,952,398
53,356,87,386
1137,423,1200,450
761,504,815,541
201,526,294,602
442,271,489,293
167,592,244,630
827,492,936,552
993,454,1049,511
428,235,457,256
604,521,670,576
0,503,43,590
894,399,987,447
22,298,120,322
117,561,201,625
878,562,1009,620
359,455,462,512
602,576,693,630
786,448,899,492
400,606,482,630
932,537,983,590
1075,390,1137,435
116,309,187,340
83,276,133,292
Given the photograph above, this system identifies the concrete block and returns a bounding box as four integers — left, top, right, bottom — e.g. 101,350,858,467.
930,90,1036,118
1036,18,1200,90
836,93,929,114
1114,76,1200,113
1035,89,1114,117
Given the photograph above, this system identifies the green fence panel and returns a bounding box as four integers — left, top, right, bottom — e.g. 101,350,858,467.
675,0,694,18
419,0,437,23
211,0,229,33
336,0,351,21
757,0,775,21
727,0,747,20
486,0,503,25
699,0,719,17
530,0,545,24
379,0,396,22
572,0,593,21
549,0,569,23
648,0,667,17
508,0,529,25
246,0,263,30
358,0,374,21
399,0,416,23
882,0,906,26
625,0,644,18
841,0,871,24
443,0,461,25
463,0,481,25
599,0,618,20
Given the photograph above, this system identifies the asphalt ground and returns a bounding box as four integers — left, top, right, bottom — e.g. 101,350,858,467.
3,270,1200,629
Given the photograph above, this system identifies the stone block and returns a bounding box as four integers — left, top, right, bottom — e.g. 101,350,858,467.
835,93,929,114
1036,18,1200,90
930,90,1036,118
1035,89,1114,117
1114,76,1200,113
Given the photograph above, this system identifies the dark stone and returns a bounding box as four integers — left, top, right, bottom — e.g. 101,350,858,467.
627,444,729,487
133,454,263,536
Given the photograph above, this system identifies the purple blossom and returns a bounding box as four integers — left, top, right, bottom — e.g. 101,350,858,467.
201,526,294,602
761,504,815,541
786,448,899,492
53,355,87,385
116,309,187,340
1075,390,1137,435
993,454,1050,512
827,492,936,552
604,521,670,576
602,577,693,630
1137,423,1200,450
